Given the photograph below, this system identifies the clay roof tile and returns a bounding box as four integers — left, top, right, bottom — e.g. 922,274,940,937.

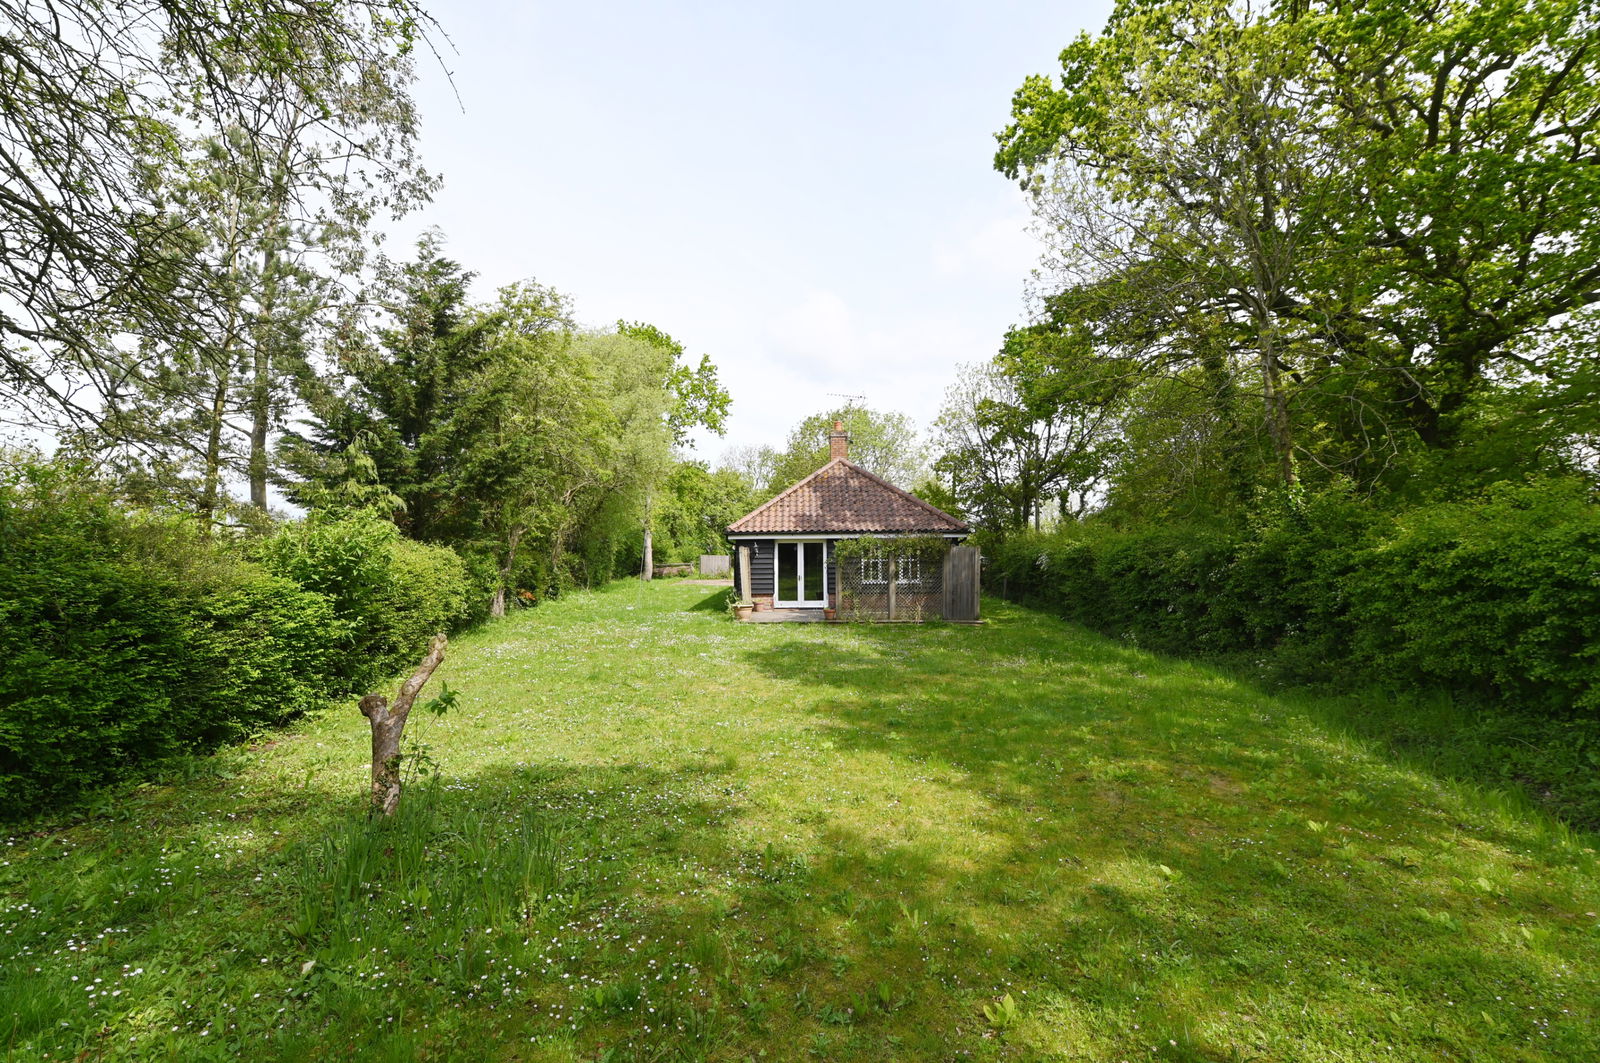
727,459,968,535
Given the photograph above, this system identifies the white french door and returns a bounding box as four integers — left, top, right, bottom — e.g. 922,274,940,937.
775,540,827,607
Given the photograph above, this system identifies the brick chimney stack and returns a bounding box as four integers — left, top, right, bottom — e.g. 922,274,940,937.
828,420,850,461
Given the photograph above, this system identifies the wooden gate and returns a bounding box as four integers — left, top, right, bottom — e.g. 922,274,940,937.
941,546,980,622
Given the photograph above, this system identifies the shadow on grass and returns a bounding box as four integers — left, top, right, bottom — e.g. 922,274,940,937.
731,602,1599,1059
687,587,734,612
9,596,1598,1062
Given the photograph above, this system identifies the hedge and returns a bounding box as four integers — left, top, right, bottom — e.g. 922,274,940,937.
986,480,1600,713
0,465,477,813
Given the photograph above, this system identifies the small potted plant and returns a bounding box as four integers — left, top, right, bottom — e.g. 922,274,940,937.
732,599,755,621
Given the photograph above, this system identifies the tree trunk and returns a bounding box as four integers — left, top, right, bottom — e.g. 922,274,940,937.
249,338,271,510
358,634,447,816
251,141,294,511
200,371,230,532
640,492,654,580
1200,345,1254,506
249,251,277,510
490,526,524,618
1258,320,1298,487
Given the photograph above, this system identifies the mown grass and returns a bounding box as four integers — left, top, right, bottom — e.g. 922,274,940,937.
4,581,1598,1061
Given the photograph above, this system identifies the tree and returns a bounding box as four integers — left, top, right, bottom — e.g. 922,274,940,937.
570,330,674,585
995,0,1600,501
767,406,928,492
910,477,966,521
283,245,735,606
933,333,1123,532
997,0,1340,489
1301,0,1600,456
0,0,435,447
1032,274,1266,522
716,444,783,499
280,235,498,541
615,321,731,445
86,129,326,527
613,321,730,578
649,461,759,563
359,634,447,816
448,284,603,615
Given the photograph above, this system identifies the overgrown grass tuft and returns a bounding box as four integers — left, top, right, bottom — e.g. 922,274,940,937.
4,582,1598,1060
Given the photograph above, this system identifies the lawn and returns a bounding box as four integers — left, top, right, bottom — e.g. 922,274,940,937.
3,581,1598,1061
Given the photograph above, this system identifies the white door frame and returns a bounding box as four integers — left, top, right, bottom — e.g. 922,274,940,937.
774,539,828,608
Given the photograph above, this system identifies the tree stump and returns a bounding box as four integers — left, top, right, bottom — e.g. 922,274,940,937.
358,633,447,816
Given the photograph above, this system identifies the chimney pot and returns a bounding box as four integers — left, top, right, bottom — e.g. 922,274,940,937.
828,420,849,461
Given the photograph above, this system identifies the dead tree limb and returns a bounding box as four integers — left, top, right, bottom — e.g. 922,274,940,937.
358,633,447,816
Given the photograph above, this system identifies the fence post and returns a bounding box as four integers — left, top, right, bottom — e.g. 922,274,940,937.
888,558,898,620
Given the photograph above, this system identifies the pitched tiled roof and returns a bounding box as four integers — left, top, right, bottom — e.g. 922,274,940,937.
727,459,969,535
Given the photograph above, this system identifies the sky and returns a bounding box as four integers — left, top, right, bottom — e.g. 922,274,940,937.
389,0,1115,463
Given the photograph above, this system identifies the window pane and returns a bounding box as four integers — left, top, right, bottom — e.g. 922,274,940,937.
900,557,920,586
803,542,824,601
777,543,798,601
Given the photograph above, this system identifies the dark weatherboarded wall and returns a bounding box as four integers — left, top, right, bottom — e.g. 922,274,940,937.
735,539,839,600
750,539,774,597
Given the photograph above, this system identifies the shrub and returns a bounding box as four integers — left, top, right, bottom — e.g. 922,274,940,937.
0,464,340,810
0,464,478,815
987,480,1600,824
989,479,1600,712
188,565,341,726
376,537,475,667
1345,480,1600,711
252,515,476,689
251,514,395,686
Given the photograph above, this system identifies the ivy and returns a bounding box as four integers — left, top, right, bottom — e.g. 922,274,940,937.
831,535,952,564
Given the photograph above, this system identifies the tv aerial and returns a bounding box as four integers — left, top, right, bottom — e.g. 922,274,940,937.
827,392,867,410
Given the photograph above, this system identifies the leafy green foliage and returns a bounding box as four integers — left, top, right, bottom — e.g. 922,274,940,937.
280,236,505,542
986,481,1600,822
0,460,477,814
616,320,731,445
285,241,733,608
0,462,336,810
763,406,927,494
909,477,965,520
982,992,1020,1031
379,538,479,659
992,0,1600,508
0,0,434,450
84,124,331,522
1345,482,1600,712
253,514,475,689
934,340,1123,531
647,460,760,564
830,535,950,565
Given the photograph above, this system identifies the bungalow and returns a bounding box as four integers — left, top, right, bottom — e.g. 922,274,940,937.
727,423,971,617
